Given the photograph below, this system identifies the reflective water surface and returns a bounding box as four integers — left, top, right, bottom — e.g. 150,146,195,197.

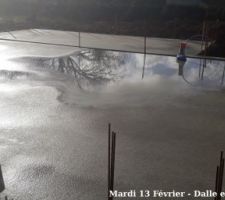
0,48,225,200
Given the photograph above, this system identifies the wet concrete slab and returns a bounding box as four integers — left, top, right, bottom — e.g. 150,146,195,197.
0,39,225,199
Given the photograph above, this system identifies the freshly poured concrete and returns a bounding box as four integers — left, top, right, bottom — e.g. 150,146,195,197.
0,34,225,200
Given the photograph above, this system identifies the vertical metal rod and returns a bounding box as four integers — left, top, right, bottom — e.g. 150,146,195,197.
204,22,209,57
201,61,205,80
221,65,225,86
78,32,81,48
110,132,116,195
218,152,223,198
199,59,202,79
201,21,206,54
144,36,147,55
142,36,147,79
215,166,219,200
215,152,224,200
203,58,207,69
107,125,117,200
0,165,5,193
218,153,224,200
203,22,208,69
221,159,224,185
115,14,118,34
108,123,111,200
200,20,207,76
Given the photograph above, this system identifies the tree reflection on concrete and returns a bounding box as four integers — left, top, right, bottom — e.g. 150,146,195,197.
39,49,124,89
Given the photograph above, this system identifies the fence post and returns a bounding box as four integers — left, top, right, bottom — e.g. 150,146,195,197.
142,36,147,79
78,32,81,48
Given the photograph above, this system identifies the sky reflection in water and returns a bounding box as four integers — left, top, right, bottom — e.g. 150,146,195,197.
31,49,225,91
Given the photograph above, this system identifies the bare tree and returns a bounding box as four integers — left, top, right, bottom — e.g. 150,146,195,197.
37,49,124,89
